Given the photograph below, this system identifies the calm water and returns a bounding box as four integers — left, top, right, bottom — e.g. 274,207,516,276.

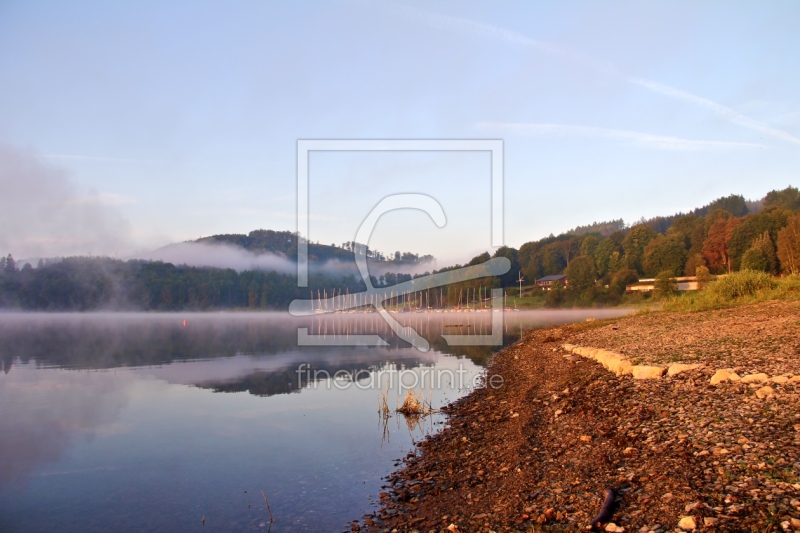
0,309,630,532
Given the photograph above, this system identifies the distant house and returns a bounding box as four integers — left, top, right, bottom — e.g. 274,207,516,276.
626,276,703,293
535,274,568,290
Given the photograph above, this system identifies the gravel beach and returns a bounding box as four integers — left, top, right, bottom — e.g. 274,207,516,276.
361,300,800,533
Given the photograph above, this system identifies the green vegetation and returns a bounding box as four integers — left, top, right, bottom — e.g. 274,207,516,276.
663,271,800,312
2,186,800,311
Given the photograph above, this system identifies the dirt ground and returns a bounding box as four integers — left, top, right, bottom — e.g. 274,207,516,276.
357,300,800,533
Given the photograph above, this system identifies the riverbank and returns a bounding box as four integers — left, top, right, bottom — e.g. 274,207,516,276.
362,300,800,533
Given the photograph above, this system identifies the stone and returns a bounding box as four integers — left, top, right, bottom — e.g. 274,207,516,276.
710,369,741,385
667,363,703,376
789,376,800,383
605,523,624,532
677,516,696,530
770,375,789,384
579,435,592,442
755,386,775,399
791,518,800,529
609,357,634,376
632,365,666,380
703,517,718,527
741,373,769,383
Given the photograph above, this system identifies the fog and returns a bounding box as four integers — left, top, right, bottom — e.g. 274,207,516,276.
136,240,436,277
0,145,134,258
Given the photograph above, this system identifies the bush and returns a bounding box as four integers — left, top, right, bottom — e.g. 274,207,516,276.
706,269,777,300
654,270,677,298
663,270,786,312
544,281,565,308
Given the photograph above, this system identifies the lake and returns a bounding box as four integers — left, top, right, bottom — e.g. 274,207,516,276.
0,309,631,532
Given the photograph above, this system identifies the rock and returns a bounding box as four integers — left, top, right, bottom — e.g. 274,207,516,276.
623,447,637,455
770,375,789,384
579,435,592,442
791,518,800,529
710,369,741,385
741,373,769,383
755,386,775,399
632,365,666,380
667,363,703,376
790,376,800,383
703,517,718,526
677,516,696,530
605,523,624,532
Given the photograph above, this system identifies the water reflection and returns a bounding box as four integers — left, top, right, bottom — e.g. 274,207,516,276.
0,309,629,532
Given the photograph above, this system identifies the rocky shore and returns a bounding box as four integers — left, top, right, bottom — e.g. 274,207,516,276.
360,300,800,533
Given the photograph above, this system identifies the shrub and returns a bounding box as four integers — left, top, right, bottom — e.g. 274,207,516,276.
654,270,678,298
706,269,777,300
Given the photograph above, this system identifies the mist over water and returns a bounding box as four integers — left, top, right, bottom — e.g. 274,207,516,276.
0,309,630,532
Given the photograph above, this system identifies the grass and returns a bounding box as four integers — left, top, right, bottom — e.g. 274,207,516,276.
662,271,800,312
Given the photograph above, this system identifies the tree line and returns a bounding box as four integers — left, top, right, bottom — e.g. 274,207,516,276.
1,187,799,311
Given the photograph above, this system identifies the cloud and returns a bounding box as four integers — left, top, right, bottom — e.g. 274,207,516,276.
395,5,800,147
625,78,800,147
475,122,768,151
0,145,135,258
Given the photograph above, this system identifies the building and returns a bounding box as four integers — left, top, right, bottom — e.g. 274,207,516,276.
626,276,702,293
535,274,568,290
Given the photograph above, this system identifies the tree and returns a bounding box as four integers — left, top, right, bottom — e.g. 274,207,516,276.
558,239,577,267
726,208,789,270
684,253,706,276
777,214,800,274
763,186,800,211
749,231,777,273
566,255,596,298
741,248,767,272
643,235,688,277
544,280,565,308
654,270,678,298
622,225,657,275
540,242,567,276
696,194,749,217
492,246,520,287
668,214,703,250
580,235,599,258
4,254,15,273
695,265,712,289
702,216,740,273
593,239,619,276
609,269,638,296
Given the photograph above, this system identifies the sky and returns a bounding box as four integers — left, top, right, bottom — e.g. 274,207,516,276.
0,1,799,264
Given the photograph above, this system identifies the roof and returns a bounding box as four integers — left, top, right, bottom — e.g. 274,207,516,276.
536,274,567,282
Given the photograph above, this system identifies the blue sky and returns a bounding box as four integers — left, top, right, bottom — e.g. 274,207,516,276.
0,1,798,262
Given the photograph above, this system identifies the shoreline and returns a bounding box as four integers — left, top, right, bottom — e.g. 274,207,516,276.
361,300,800,533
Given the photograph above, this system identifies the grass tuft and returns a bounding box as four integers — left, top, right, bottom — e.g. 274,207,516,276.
663,272,800,312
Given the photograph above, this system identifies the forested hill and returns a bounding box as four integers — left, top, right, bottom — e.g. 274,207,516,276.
191,229,432,265
0,186,799,311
